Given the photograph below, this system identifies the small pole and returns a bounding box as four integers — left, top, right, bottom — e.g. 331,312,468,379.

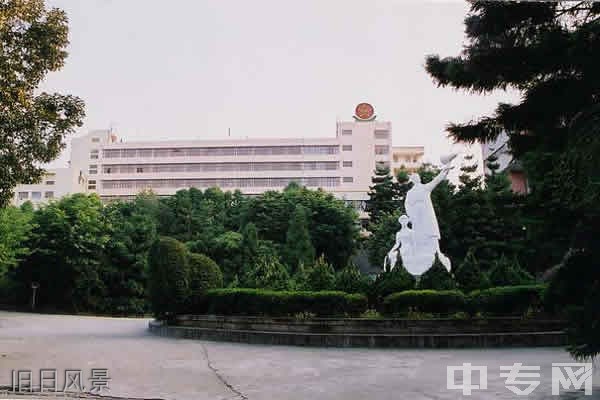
31,282,39,311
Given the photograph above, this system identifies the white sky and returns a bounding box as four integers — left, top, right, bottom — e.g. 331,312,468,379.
43,0,518,168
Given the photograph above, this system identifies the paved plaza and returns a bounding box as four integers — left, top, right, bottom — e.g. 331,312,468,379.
0,311,598,400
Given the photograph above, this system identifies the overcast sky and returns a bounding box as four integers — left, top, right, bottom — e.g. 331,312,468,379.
43,0,517,167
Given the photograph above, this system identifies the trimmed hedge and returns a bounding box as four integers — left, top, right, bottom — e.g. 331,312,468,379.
191,288,367,317
382,290,466,315
468,285,546,316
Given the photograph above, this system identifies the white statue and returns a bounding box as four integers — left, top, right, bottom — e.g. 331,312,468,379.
385,154,457,276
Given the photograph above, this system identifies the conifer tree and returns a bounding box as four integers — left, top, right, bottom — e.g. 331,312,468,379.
366,166,400,224
283,205,315,272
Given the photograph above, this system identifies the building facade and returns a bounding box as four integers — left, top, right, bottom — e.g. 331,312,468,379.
12,104,425,214
481,131,528,194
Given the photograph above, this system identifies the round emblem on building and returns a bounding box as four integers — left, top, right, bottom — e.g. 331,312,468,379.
354,103,375,121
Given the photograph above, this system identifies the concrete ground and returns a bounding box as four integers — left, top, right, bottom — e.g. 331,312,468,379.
0,311,598,400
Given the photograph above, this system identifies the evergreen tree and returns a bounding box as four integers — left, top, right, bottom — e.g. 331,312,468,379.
488,254,534,287
419,255,456,291
454,249,489,293
242,256,290,290
302,255,336,291
366,166,400,224
369,266,415,306
283,205,315,271
334,263,370,294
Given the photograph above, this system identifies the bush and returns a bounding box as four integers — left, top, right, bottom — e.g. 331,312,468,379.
148,237,189,318
369,267,415,306
241,256,291,290
488,254,534,287
303,255,336,291
193,288,367,317
382,290,466,315
188,253,223,293
418,254,456,290
469,285,546,316
454,250,490,292
335,263,370,294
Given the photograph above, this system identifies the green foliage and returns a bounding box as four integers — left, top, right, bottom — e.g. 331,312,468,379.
454,250,489,293
241,256,290,291
366,166,400,223
188,253,223,293
365,211,401,268
0,0,85,206
0,206,33,279
16,194,109,312
334,263,370,294
382,290,466,316
469,285,546,316
302,255,335,291
195,288,367,317
245,184,359,269
369,267,415,307
101,197,157,314
148,237,189,318
488,254,534,287
283,204,315,271
418,255,456,290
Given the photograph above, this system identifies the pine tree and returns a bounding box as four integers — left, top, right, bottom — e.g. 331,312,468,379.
303,255,336,291
283,205,315,272
419,255,456,291
366,166,400,224
454,250,489,293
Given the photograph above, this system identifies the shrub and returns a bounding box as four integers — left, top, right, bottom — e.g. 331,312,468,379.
188,253,223,293
454,250,490,292
241,256,291,290
148,237,189,318
193,288,367,317
469,285,546,316
488,254,534,287
335,263,370,294
369,267,415,306
382,290,466,315
303,255,336,291
419,254,456,290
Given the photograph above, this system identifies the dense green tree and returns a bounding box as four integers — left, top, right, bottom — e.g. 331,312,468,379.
283,204,315,271
0,0,85,206
301,255,336,291
369,267,415,306
419,255,456,291
148,237,189,318
335,263,370,294
365,211,401,268
188,252,223,293
101,196,157,314
17,194,109,311
454,250,489,293
366,166,400,223
0,205,33,280
241,256,290,290
488,254,534,287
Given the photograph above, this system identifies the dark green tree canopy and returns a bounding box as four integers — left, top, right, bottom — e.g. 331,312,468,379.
0,0,85,206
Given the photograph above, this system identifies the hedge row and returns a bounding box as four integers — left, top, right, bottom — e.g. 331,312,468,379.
382,285,547,316
190,288,368,317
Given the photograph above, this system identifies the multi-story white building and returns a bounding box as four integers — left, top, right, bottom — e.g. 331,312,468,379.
391,145,425,176
12,104,425,215
12,167,86,207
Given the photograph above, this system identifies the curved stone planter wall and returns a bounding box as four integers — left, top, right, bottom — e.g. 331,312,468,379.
149,315,567,348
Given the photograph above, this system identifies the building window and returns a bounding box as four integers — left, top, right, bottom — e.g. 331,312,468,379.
342,129,352,136
343,161,353,167
88,179,96,190
342,145,352,151
89,165,98,174
44,191,54,199
90,149,99,159
374,130,389,139
343,177,354,183
91,137,100,143
45,180,55,185
375,145,389,155
136,167,144,173
31,192,41,200
18,192,28,200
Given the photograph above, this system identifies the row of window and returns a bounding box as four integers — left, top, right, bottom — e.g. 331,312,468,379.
98,161,341,174
340,129,390,139
101,177,343,190
100,145,340,159
17,191,54,200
